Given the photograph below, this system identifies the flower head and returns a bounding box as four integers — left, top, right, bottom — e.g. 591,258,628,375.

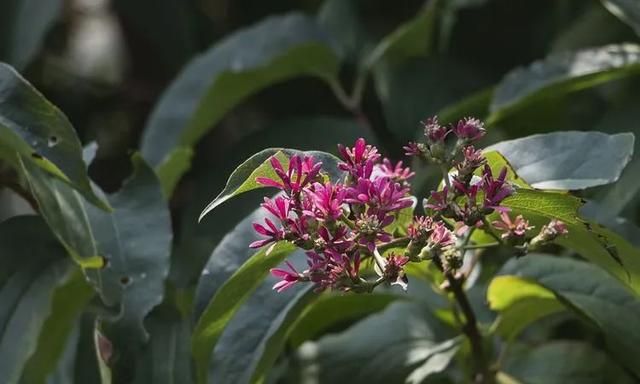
250,218,285,249
383,253,410,291
270,261,303,292
492,212,533,239
453,117,486,142
375,159,415,184
481,165,514,212
303,182,346,222
256,155,322,196
422,117,449,143
337,138,380,180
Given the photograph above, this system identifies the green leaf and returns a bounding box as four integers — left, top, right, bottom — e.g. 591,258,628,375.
288,293,400,347
503,341,635,384
0,63,109,210
374,57,488,141
20,269,94,384
174,117,367,288
501,189,640,294
191,238,296,384
198,148,342,221
293,301,457,384
363,0,442,68
486,131,635,190
0,216,85,384
497,254,640,376
317,0,371,63
0,0,63,69
132,308,194,384
487,275,565,340
239,287,316,384
140,12,340,194
22,154,172,342
489,44,640,123
602,0,640,37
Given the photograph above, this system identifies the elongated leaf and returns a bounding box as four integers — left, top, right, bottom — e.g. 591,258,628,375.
198,148,342,221
20,270,94,384
293,301,456,384
317,0,370,63
503,341,635,384
22,154,172,342
486,131,635,190
288,293,400,347
602,0,640,36
364,0,441,68
497,255,640,376
0,63,109,209
192,240,296,383
0,216,84,384
0,0,62,69
489,44,640,123
501,189,640,294
140,12,339,194
487,276,565,340
133,309,194,384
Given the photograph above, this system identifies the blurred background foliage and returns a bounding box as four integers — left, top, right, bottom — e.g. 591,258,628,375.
1,0,640,382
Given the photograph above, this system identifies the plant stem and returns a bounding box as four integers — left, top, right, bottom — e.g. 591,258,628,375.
445,271,492,383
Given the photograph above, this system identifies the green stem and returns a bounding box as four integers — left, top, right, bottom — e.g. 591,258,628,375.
445,271,493,384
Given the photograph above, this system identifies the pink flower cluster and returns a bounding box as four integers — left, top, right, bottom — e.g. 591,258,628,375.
249,116,568,294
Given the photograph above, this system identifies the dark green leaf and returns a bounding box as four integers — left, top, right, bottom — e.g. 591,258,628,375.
501,189,640,294
489,44,640,123
198,148,342,221
364,0,441,68
602,0,640,37
374,57,488,141
22,155,172,342
317,0,371,63
191,240,296,383
0,63,109,210
293,301,457,384
0,0,62,69
133,308,194,384
140,12,340,194
0,216,84,384
503,341,635,384
486,131,635,190
288,293,400,347
498,254,640,376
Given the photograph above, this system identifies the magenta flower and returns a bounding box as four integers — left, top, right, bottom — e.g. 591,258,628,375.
375,159,415,184
481,165,514,212
404,141,425,157
303,182,346,221
383,253,410,291
457,145,486,175
422,117,449,143
256,155,322,195
250,218,285,249
355,213,393,252
260,196,291,222
430,222,455,247
346,177,412,213
337,138,381,179
453,117,486,141
270,261,302,292
426,187,450,211
407,216,434,240
492,212,533,239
